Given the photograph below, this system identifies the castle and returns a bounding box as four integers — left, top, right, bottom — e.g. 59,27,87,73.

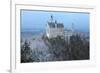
46,15,64,38
46,15,74,41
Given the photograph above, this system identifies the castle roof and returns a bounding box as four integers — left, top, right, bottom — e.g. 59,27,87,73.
48,22,64,28
57,23,64,28
48,22,55,28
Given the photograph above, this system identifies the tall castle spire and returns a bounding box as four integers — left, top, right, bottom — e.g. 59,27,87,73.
51,15,53,22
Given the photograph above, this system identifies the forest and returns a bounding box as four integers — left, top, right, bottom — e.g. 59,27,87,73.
21,34,89,63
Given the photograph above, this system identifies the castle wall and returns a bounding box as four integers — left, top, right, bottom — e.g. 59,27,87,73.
46,27,64,38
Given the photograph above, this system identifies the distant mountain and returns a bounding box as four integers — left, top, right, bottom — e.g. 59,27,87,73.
21,28,45,32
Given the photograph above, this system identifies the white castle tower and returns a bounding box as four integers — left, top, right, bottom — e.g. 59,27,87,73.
46,15,64,38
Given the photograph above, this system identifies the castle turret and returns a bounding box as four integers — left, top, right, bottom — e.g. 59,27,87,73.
50,15,53,22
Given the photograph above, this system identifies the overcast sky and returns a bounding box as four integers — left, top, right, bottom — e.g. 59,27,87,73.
21,10,89,32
